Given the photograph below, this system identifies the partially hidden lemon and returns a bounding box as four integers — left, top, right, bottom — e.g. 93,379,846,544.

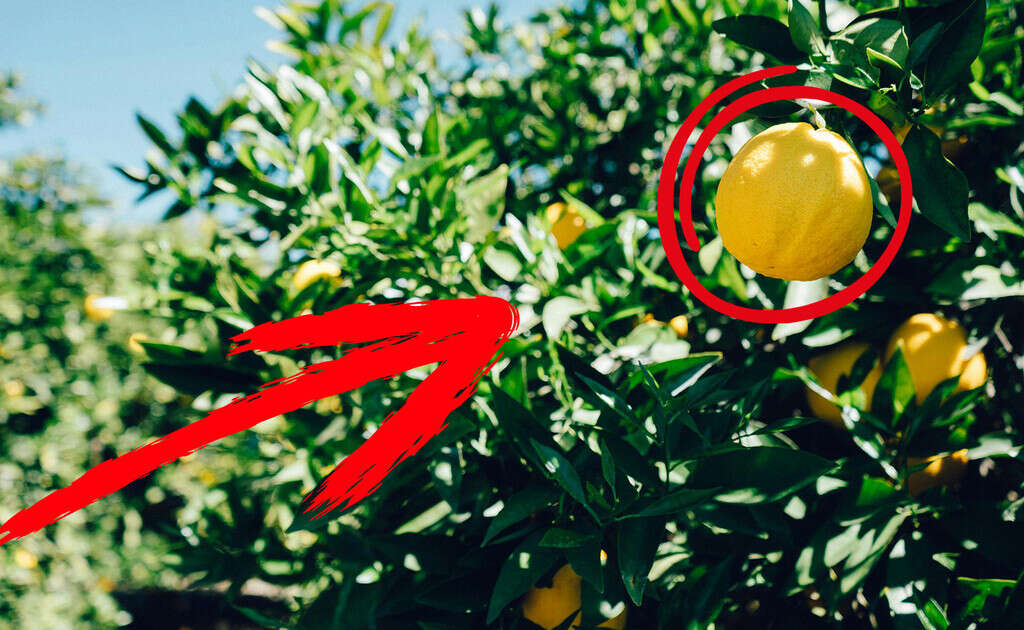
906,448,970,497
805,342,883,429
669,315,688,339
14,548,38,569
714,122,873,281
127,332,150,355
522,560,627,629
546,202,587,250
292,259,341,292
885,313,987,404
4,380,26,398
84,294,116,322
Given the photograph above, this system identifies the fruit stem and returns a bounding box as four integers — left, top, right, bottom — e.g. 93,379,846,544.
807,103,827,130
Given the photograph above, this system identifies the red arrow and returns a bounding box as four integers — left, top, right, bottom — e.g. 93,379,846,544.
0,296,519,545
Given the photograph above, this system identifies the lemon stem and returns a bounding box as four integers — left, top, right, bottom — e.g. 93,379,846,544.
807,103,827,130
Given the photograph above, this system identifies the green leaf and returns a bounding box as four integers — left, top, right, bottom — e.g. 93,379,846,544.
835,18,909,67
903,125,970,239
142,362,261,396
872,347,915,424
486,535,561,624
482,487,559,546
565,540,604,592
772,279,829,340
530,439,597,521
539,528,598,549
619,487,720,519
482,246,523,282
712,16,805,63
490,388,558,472
685,447,837,504
136,113,175,155
458,164,509,242
928,263,1024,301
289,99,319,137
577,374,641,428
969,202,1024,239
956,577,1017,617
922,0,986,97
788,0,822,55
542,296,592,340
839,511,908,593
617,515,666,605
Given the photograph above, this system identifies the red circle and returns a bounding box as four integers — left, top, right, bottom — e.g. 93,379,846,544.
656,66,912,324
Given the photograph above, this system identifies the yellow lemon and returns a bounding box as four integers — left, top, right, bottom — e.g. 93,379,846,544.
522,560,627,629
806,342,883,429
4,380,26,398
127,332,150,355
292,259,341,292
546,202,587,250
197,468,217,487
669,315,689,339
876,166,900,205
14,548,38,569
84,294,116,322
906,449,969,496
885,313,987,404
714,122,873,281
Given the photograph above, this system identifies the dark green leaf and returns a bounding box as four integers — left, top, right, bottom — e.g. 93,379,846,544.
903,125,970,239
712,16,805,63
617,515,666,605
685,447,837,504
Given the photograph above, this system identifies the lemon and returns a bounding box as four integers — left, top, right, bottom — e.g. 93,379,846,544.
669,315,688,339
198,468,218,487
522,559,627,629
805,342,883,429
84,294,116,322
714,122,873,281
546,202,587,250
884,313,987,404
906,449,969,496
876,166,900,205
4,379,26,398
97,576,116,593
14,548,38,569
127,332,150,355
292,259,341,292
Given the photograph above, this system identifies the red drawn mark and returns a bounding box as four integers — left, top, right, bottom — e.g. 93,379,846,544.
657,66,913,324
0,296,519,545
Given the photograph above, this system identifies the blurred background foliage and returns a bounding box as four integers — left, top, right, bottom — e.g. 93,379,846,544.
4,0,1024,628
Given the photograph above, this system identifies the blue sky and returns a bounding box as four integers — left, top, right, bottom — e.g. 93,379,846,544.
1,0,551,224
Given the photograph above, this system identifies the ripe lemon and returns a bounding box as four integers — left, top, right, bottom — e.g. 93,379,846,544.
906,448,969,496
14,548,38,569
292,259,341,292
127,332,150,355
805,342,883,429
522,558,627,629
546,202,587,250
4,380,26,398
714,122,873,281
884,313,987,404
84,294,116,322
669,315,688,339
